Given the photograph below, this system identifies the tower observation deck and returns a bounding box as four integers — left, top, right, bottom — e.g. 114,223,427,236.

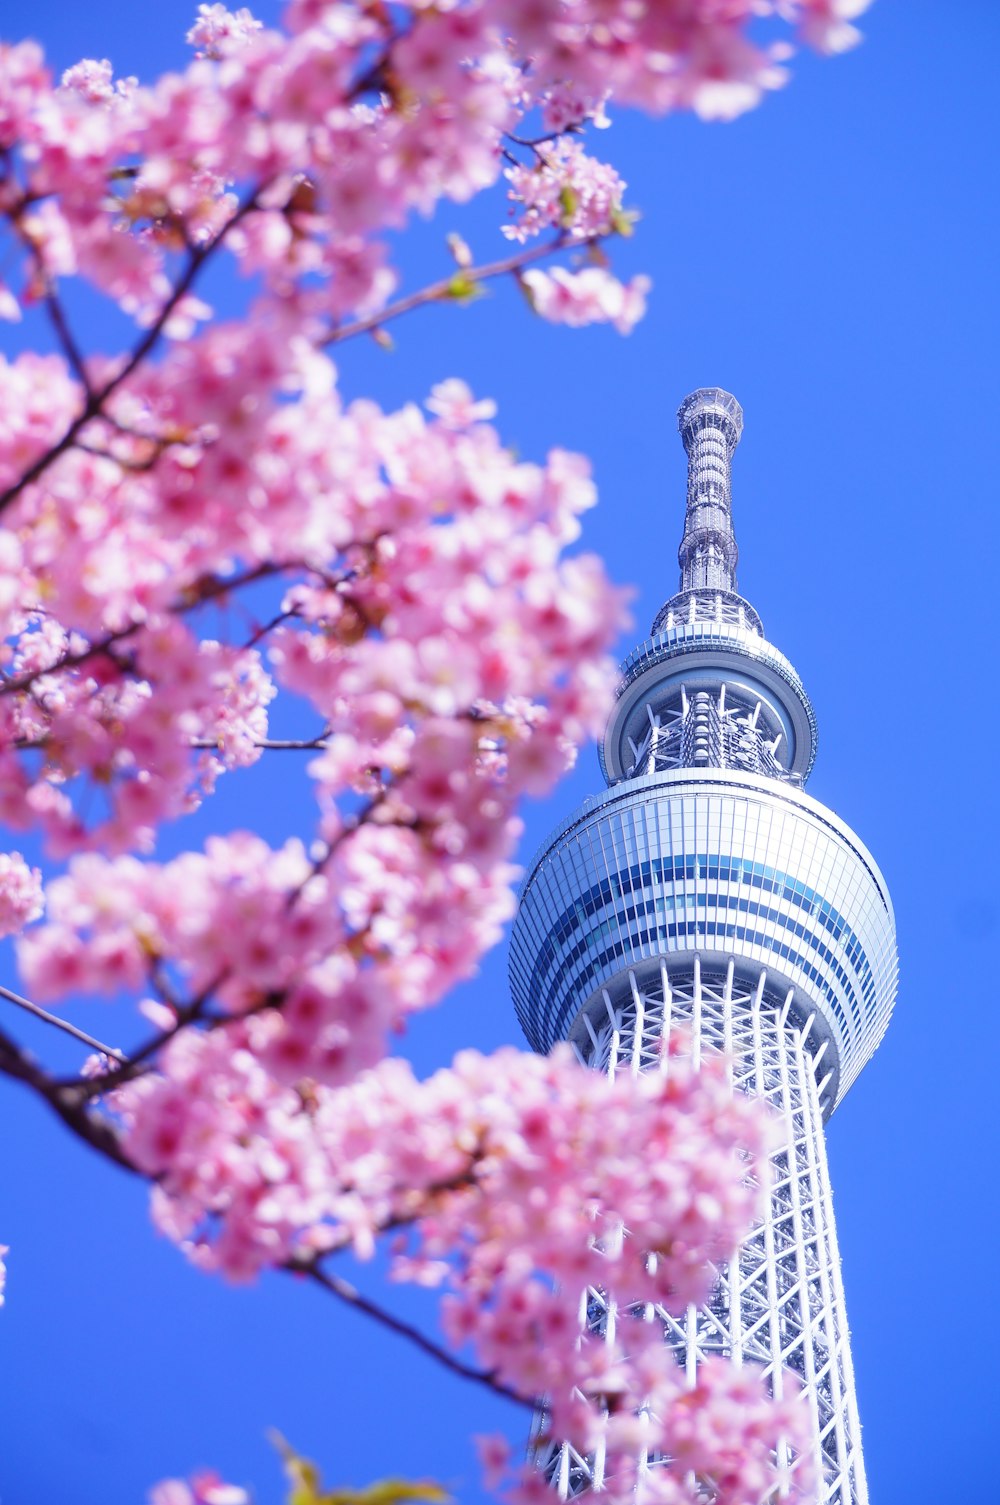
509,390,898,1503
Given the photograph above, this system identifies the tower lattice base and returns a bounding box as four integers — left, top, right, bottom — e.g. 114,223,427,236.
535,958,867,1505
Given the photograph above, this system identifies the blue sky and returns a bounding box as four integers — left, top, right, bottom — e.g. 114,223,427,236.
2,3,999,1504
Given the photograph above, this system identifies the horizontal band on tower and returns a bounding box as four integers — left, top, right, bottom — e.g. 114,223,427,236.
510,769,897,1112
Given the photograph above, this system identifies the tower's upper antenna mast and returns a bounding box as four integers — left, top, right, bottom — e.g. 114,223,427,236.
676,388,744,594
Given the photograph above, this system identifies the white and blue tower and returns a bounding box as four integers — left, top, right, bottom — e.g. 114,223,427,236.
509,390,897,1503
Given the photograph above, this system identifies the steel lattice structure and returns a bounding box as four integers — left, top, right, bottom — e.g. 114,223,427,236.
509,391,898,1502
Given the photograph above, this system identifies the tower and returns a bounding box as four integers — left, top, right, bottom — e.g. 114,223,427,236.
509,390,897,1503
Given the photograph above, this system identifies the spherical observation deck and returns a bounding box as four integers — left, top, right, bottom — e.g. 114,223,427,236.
509,768,897,1116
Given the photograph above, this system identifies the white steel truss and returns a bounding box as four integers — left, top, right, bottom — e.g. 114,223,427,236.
536,958,867,1505
623,683,794,784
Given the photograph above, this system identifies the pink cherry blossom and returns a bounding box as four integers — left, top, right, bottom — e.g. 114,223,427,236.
505,142,627,244
425,379,498,429
109,1036,808,1501
149,1476,249,1505
187,5,264,60
0,853,43,937
797,0,872,54
522,266,651,334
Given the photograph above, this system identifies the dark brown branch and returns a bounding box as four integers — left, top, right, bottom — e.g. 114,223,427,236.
287,1257,531,1411
243,604,300,649
0,1023,137,1174
76,439,168,475
42,285,93,395
505,127,581,149
8,211,94,394
0,188,262,517
172,558,284,612
71,966,232,1099
0,624,140,698
0,561,285,700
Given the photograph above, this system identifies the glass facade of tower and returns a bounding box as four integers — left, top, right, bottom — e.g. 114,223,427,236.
509,390,898,1503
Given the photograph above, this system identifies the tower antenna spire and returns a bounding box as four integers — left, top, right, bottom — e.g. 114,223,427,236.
651,388,760,639
676,387,744,594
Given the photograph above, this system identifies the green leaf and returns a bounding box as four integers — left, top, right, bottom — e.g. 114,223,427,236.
610,206,639,238
558,185,579,227
443,273,482,303
270,1432,452,1505
325,1481,452,1505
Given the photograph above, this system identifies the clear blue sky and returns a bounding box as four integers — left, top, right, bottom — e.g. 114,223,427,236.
2,4,998,1504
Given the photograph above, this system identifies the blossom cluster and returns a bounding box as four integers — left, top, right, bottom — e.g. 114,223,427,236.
486,1354,813,1505
0,348,621,857
505,141,628,244
0,852,43,938
0,0,869,337
149,1476,248,1505
521,267,650,335
23,821,511,1089
0,0,869,842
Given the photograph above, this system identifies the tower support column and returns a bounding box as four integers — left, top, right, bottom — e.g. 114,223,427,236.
539,960,868,1504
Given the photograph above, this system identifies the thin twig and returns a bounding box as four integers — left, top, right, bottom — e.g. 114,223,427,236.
9,215,95,394
76,439,167,475
0,981,125,1061
0,625,140,698
42,286,93,395
289,1258,530,1411
505,127,580,150
0,561,286,700
326,233,581,346
71,965,233,1099
244,604,300,650
0,189,261,517
191,736,330,751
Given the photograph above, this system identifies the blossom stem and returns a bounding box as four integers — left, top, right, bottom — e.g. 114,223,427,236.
288,1257,532,1411
190,736,330,751
325,232,590,346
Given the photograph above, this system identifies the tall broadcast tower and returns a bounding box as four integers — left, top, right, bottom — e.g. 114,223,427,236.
509,390,898,1503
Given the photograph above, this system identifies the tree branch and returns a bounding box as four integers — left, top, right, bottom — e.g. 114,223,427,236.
70,966,233,1099
325,232,585,346
287,1257,531,1411
191,735,330,752
0,624,140,698
0,980,125,1061
41,285,93,396
0,560,287,700
0,188,262,517
0,980,529,1408
0,1023,137,1174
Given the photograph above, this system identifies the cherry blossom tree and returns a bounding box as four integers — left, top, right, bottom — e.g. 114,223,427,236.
0,3,868,1500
